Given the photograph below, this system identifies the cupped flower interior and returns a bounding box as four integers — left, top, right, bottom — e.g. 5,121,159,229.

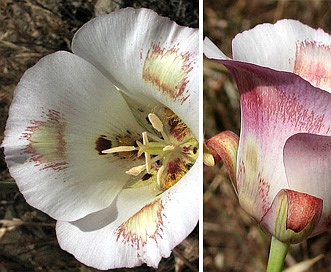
102,105,198,193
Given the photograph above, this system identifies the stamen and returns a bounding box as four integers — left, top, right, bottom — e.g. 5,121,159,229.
203,152,215,167
156,165,165,186
145,154,151,173
142,131,149,145
148,113,170,142
148,113,163,132
102,146,136,154
163,145,175,152
126,164,146,176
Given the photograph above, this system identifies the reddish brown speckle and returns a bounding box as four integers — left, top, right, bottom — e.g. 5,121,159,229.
168,114,187,141
163,157,187,189
142,173,153,181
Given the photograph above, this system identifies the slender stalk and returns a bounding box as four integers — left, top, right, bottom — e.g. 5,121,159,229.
266,236,290,272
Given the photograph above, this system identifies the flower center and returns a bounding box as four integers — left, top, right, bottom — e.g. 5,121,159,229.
102,107,198,193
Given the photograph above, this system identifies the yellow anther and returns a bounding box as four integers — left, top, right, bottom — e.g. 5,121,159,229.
148,113,164,132
203,152,215,167
148,113,170,142
102,146,136,154
156,165,165,186
125,164,146,176
163,145,175,151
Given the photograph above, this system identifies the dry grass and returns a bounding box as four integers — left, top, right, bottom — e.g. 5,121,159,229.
0,0,198,271
204,0,331,271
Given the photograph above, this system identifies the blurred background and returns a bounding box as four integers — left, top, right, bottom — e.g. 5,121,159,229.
204,0,331,271
0,0,198,271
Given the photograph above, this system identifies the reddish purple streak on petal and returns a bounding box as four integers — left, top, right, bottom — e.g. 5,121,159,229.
258,174,271,215
221,60,329,135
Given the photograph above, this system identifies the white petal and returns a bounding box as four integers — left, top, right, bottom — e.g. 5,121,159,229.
203,37,230,60
158,159,199,247
72,8,199,137
55,162,198,269
2,51,144,221
232,19,331,72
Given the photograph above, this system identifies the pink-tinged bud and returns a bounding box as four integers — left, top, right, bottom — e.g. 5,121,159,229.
261,189,322,244
205,131,239,190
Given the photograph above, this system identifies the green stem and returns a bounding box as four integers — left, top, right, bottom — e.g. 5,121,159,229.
266,236,290,272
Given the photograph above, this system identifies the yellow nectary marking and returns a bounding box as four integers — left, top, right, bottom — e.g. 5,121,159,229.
142,43,193,104
21,109,68,171
116,199,164,250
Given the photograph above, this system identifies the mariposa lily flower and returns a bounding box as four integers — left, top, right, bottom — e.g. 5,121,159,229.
2,8,199,270
204,19,331,249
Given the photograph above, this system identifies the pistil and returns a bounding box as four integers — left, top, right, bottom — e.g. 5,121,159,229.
102,113,171,177
141,131,151,173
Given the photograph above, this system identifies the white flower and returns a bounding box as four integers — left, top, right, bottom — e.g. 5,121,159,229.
2,8,199,270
